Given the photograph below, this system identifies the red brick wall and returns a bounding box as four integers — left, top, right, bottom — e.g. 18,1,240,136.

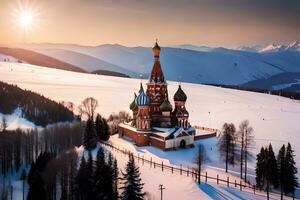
119,127,149,146
149,137,165,150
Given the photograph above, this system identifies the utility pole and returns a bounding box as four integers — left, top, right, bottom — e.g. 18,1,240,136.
158,184,165,200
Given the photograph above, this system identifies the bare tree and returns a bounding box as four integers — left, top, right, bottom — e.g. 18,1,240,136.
194,144,205,184
78,97,98,120
218,123,237,173
237,120,254,182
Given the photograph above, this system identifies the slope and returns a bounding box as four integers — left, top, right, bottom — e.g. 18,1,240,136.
0,61,299,169
0,47,86,73
31,48,137,77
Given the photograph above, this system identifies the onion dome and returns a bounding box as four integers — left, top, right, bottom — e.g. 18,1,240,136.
174,85,187,102
135,84,150,106
152,40,161,58
160,96,172,112
129,93,138,111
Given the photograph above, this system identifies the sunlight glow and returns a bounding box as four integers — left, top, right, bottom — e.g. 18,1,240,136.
18,11,33,29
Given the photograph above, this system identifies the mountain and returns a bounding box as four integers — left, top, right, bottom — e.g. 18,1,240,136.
30,48,137,76
0,47,86,73
12,42,300,91
259,41,300,53
243,72,300,93
173,44,214,52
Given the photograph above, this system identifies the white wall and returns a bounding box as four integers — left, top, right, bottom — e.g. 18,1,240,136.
165,135,194,149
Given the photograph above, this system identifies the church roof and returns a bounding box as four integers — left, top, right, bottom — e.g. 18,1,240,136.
174,85,187,101
149,60,165,83
135,84,150,106
129,93,138,111
160,95,172,112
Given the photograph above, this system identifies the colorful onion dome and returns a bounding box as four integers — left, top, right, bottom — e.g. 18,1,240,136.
174,85,187,102
135,84,150,106
160,96,173,112
129,93,138,111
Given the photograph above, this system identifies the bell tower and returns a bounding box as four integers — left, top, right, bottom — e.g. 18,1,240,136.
146,40,168,127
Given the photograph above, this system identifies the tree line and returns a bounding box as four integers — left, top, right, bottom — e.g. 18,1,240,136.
0,81,75,126
0,122,84,177
256,143,298,199
217,120,298,199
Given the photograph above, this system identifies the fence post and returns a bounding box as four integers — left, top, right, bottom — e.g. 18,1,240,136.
217,174,219,184
142,155,144,165
162,161,163,172
240,181,242,191
150,157,152,168
180,164,182,175
187,167,189,176
138,153,139,163
227,177,229,187
172,166,173,174
235,180,237,187
205,172,207,183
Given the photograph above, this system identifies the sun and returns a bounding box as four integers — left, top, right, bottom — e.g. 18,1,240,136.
18,11,33,29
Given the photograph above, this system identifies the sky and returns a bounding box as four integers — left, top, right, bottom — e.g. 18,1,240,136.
0,0,299,47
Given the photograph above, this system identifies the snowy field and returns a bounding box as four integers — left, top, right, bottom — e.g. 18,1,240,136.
1,62,300,199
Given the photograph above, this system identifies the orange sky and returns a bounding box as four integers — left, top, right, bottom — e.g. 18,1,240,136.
0,0,299,47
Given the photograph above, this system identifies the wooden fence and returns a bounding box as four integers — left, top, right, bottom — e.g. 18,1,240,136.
100,141,294,200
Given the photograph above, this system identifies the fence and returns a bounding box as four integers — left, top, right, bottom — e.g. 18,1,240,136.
100,141,291,199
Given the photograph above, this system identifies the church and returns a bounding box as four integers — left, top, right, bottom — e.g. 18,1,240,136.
118,41,196,150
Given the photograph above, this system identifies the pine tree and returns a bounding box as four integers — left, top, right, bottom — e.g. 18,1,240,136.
120,154,145,200
76,156,89,200
113,158,119,200
277,144,286,200
284,143,298,196
218,123,237,172
96,114,110,141
256,147,265,190
83,118,98,150
93,149,115,200
20,169,27,200
268,144,278,188
86,151,95,199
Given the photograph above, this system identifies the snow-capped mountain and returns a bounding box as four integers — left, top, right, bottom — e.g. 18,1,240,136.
259,41,300,53
259,44,286,53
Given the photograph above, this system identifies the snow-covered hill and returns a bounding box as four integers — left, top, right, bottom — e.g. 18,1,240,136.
0,108,37,130
0,61,299,166
1,61,299,199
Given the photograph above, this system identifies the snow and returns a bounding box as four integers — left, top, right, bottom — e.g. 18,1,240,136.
0,54,20,63
1,62,300,199
0,108,38,130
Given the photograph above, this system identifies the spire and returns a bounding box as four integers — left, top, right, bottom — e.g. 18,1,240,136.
138,82,144,93
149,40,165,83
